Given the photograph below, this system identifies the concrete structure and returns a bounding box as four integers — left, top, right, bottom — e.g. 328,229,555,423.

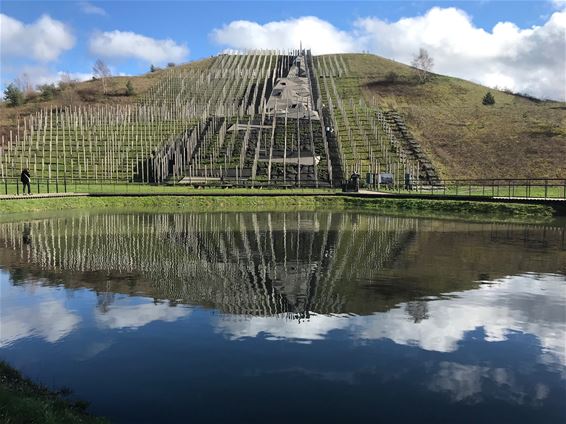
265,55,319,120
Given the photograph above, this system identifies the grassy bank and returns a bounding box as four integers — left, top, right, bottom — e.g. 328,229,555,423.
0,194,554,222
0,361,106,424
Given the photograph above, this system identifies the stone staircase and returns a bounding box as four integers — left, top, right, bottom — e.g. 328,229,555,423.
384,111,441,185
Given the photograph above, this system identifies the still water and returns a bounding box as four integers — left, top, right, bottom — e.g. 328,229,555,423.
0,211,565,423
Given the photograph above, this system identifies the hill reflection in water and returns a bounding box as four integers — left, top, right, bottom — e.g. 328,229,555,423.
0,212,564,319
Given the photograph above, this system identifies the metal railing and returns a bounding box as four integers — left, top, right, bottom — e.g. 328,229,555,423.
363,177,566,200
0,175,332,196
1,177,158,195
1,176,565,199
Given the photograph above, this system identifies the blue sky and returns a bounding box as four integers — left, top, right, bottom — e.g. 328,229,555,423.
1,1,565,100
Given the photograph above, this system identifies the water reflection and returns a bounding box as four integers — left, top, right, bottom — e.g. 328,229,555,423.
215,274,565,365
0,283,80,347
429,361,550,405
0,212,564,422
94,299,191,330
1,212,564,318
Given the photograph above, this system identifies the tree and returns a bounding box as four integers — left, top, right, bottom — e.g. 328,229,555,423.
482,91,495,105
59,72,78,89
167,62,175,68
14,73,33,96
125,80,135,96
411,48,434,83
150,64,157,73
3,83,24,107
38,83,60,100
93,59,111,94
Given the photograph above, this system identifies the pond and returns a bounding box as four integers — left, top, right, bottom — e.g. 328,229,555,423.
0,211,565,423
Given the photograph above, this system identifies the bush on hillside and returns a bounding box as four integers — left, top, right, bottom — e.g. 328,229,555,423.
59,73,79,91
3,83,24,107
482,91,495,105
38,84,60,101
76,88,98,102
150,64,157,72
385,71,399,83
126,80,135,96
167,62,175,68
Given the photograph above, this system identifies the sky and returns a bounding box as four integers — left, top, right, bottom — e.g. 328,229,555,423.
1,0,565,100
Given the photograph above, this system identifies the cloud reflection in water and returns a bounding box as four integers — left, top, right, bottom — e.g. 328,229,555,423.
216,273,566,366
0,279,81,348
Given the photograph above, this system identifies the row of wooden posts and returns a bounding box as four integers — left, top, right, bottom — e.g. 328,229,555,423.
1,49,423,188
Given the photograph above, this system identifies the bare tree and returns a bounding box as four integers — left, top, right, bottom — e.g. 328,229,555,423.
15,73,33,96
59,72,78,88
411,48,434,83
93,59,111,94
59,73,79,105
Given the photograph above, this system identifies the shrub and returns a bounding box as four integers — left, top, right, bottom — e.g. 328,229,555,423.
482,91,495,105
38,84,60,101
126,80,135,96
167,62,175,68
150,64,157,72
3,83,24,107
385,71,399,83
76,88,98,102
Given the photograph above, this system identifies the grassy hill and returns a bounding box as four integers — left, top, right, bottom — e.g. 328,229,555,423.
1,53,564,181
340,54,566,179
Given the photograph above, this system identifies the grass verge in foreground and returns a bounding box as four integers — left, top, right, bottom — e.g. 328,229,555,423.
0,361,107,424
0,195,555,222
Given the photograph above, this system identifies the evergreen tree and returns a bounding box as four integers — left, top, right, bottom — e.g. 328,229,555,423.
3,83,24,107
482,91,495,105
150,64,157,73
38,84,59,100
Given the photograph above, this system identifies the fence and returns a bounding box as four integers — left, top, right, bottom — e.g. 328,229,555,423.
0,175,331,195
364,177,566,200
1,177,165,195
2,176,565,199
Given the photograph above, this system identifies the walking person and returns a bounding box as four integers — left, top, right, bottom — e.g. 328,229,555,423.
20,168,31,195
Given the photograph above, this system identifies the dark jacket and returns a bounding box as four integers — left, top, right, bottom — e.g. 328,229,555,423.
21,170,31,184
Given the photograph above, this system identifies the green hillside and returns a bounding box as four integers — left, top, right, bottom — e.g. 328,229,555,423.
340,54,566,179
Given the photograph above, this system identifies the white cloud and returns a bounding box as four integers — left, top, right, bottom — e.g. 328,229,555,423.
211,8,566,101
217,313,350,342
95,301,191,330
89,30,189,64
17,66,93,88
216,274,566,367
0,284,80,347
428,362,550,404
355,7,566,100
79,1,107,16
0,13,75,62
211,16,356,54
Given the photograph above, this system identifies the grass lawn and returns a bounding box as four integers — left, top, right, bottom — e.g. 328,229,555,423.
0,361,107,424
0,194,555,223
